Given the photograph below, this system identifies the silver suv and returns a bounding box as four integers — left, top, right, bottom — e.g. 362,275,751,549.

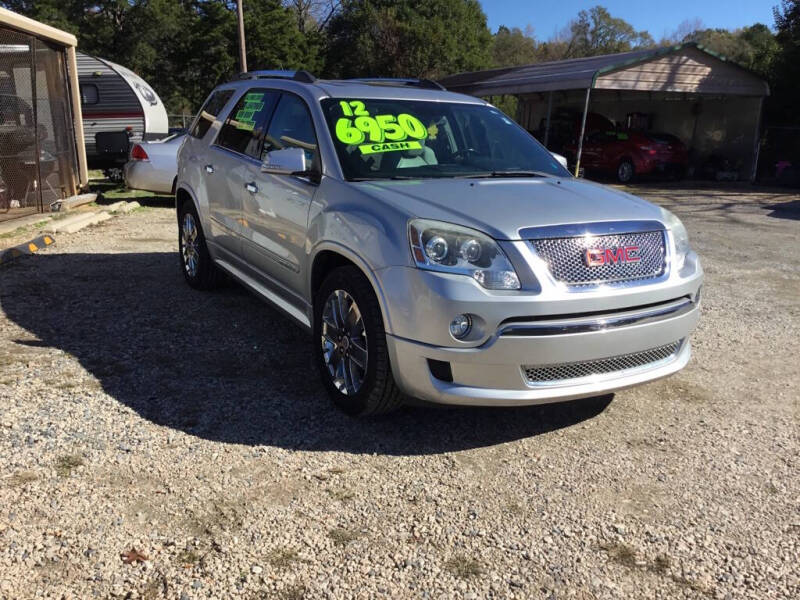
176,71,702,416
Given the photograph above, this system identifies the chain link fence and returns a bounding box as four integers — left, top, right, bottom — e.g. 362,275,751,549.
0,26,78,223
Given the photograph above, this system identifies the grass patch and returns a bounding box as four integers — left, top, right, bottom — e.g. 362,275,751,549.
54,454,84,477
7,471,37,487
445,554,483,578
328,527,359,546
266,547,298,568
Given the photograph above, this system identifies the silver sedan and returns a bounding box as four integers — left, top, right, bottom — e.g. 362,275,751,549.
123,134,185,194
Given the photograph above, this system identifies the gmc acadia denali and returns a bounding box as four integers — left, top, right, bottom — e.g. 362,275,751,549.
175,71,702,416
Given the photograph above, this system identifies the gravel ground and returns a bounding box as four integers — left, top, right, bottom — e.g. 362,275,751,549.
0,186,798,599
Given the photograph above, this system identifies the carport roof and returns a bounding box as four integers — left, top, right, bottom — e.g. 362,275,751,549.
438,42,769,97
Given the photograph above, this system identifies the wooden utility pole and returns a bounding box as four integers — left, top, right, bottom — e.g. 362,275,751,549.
236,0,247,73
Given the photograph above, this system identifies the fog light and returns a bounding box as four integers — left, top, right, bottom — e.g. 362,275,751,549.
449,314,472,339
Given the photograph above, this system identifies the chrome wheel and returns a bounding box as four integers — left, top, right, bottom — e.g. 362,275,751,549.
321,289,367,395
181,212,199,277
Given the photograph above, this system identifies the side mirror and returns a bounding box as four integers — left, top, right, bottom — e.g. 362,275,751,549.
261,147,307,175
551,152,568,170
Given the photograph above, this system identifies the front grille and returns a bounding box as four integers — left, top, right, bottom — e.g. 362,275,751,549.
530,230,666,286
523,341,681,385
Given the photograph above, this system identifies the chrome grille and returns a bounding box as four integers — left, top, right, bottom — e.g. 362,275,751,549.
523,341,681,385
530,230,666,286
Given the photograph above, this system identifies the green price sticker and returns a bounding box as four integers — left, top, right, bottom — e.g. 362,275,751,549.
234,92,265,131
359,140,423,155
334,100,428,151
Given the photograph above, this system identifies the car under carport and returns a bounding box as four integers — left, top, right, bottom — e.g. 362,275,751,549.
439,42,769,182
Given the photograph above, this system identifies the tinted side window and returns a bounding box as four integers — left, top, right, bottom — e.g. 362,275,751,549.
190,89,235,139
216,89,279,157
262,94,318,164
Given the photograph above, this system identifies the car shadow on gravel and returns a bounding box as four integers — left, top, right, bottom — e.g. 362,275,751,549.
766,199,800,220
1,252,612,455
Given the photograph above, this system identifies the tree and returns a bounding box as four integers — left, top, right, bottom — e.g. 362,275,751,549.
561,6,655,58
771,0,800,124
492,25,537,67
323,0,492,78
0,1,322,113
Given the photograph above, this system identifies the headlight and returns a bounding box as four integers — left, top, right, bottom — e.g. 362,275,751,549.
660,208,691,269
408,219,520,290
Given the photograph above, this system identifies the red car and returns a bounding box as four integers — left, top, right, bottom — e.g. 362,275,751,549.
566,130,688,183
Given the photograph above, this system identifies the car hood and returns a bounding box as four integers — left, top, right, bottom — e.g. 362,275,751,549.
354,177,665,240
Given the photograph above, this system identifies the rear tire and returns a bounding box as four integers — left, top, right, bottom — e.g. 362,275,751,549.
616,159,635,183
178,201,221,290
313,266,404,416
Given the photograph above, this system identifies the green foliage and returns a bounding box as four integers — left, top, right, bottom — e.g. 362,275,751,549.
0,1,319,114
563,6,655,57
324,0,492,78
492,26,537,67
770,0,800,125
683,25,779,78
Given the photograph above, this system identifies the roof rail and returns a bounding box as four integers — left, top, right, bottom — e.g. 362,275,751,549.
236,70,317,83
346,77,446,91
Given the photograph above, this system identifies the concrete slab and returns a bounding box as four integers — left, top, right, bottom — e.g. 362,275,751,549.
61,193,98,211
84,212,113,228
59,211,113,234
104,201,126,212
46,212,99,234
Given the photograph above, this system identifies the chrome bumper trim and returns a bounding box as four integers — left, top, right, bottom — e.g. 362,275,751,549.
498,297,694,337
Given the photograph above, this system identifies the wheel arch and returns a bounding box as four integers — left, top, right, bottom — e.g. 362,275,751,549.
174,184,197,221
309,243,394,335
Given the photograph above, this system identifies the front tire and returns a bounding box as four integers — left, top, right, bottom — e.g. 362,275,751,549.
313,266,404,416
178,201,220,290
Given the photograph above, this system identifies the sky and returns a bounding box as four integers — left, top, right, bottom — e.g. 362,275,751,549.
480,0,777,40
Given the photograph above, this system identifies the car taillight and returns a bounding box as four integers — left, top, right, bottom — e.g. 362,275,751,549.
638,145,657,156
130,144,149,161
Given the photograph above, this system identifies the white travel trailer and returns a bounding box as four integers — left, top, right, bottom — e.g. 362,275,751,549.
77,52,168,179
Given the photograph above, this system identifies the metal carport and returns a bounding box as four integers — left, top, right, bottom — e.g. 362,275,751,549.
439,43,769,181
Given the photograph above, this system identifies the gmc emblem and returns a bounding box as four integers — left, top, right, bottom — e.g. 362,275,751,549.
584,246,641,267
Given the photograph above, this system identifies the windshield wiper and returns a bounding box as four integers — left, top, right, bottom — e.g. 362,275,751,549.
463,170,554,179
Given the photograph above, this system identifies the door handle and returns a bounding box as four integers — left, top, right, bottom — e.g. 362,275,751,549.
205,164,214,174
245,182,258,194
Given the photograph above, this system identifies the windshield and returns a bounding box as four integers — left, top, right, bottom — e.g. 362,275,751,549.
321,98,570,180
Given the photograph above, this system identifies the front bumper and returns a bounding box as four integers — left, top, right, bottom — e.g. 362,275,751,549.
375,247,702,406
386,303,698,406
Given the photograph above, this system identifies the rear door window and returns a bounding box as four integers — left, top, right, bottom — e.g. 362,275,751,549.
215,89,279,158
189,89,235,139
